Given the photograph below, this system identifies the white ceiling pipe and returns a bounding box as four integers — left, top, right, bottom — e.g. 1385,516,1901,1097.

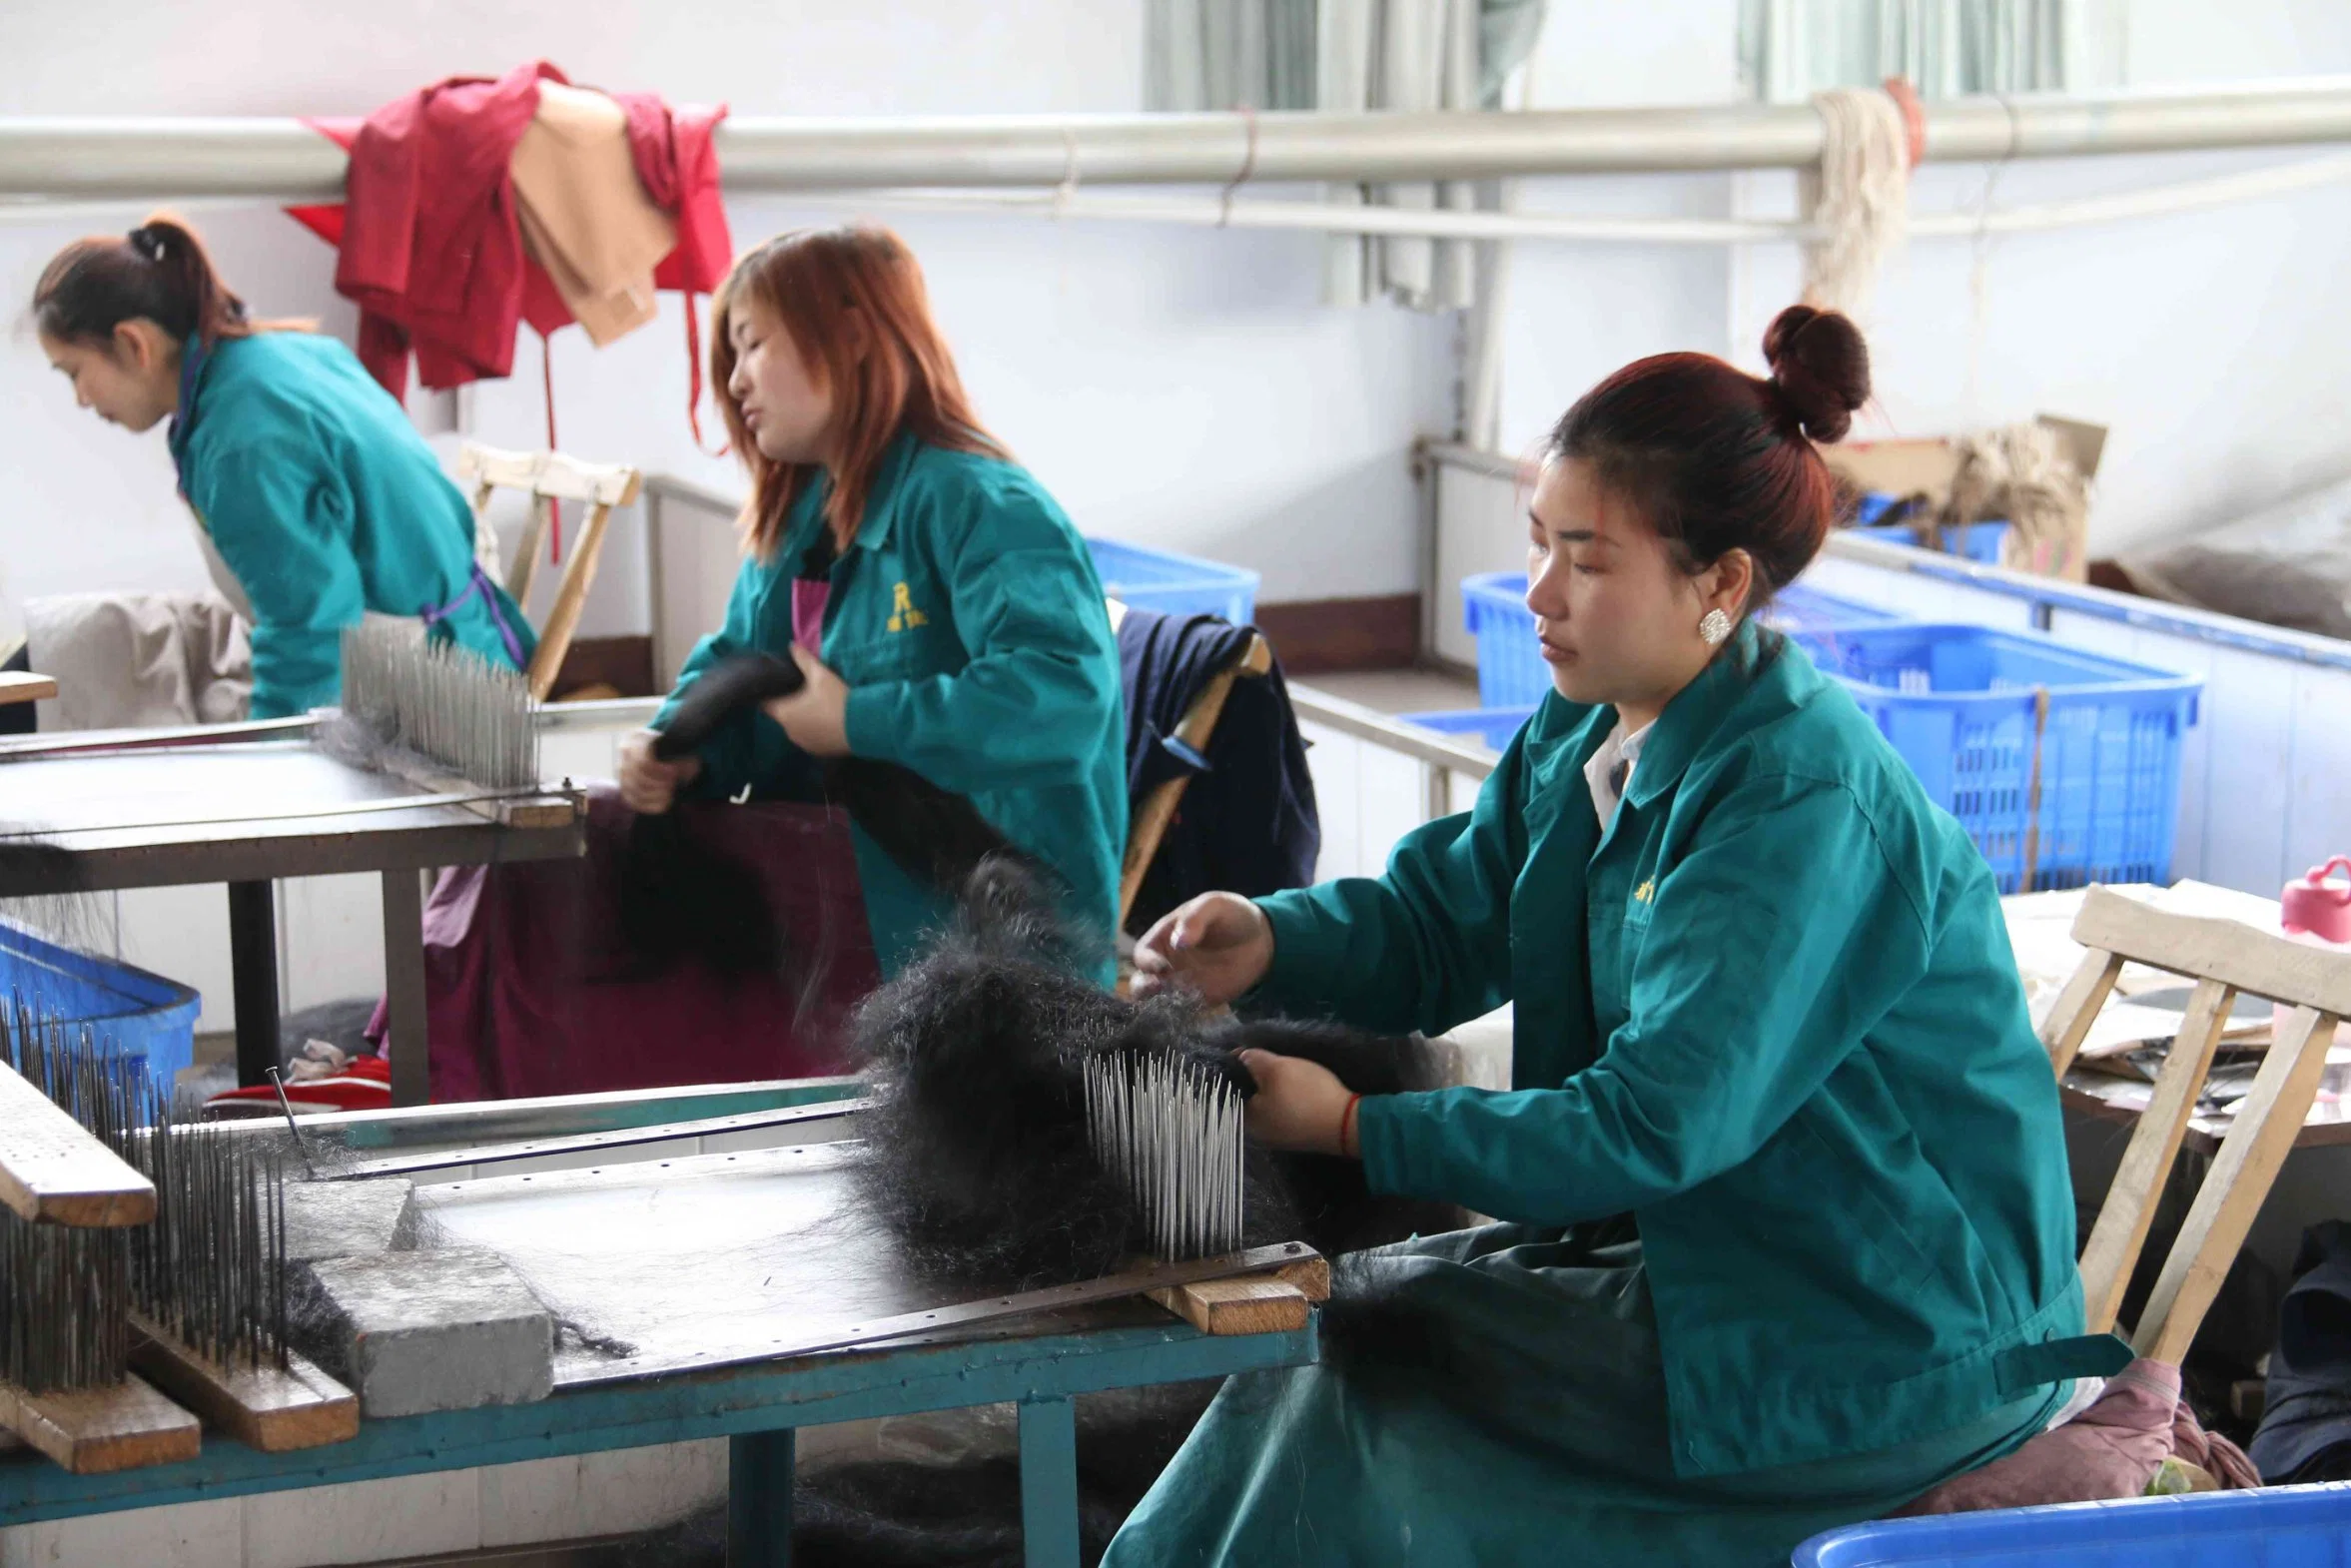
4,78,2351,200
821,146,2351,247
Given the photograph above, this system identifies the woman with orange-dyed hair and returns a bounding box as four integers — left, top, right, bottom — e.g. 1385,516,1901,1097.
620,226,1126,977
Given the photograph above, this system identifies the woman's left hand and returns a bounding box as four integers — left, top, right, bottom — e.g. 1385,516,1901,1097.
761,646,852,758
1236,1049,1359,1158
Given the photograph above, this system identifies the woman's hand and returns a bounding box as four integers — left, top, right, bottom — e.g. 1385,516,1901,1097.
1133,893,1274,1005
760,646,852,758
1237,1050,1358,1157
618,729,701,815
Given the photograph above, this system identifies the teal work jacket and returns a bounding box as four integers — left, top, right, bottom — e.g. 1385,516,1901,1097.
653,433,1127,980
172,332,531,718
1253,624,2090,1477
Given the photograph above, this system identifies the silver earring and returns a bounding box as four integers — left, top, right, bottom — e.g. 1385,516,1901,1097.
1699,608,1733,647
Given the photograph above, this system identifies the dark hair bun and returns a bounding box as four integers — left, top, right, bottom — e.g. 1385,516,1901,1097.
1762,305,1870,444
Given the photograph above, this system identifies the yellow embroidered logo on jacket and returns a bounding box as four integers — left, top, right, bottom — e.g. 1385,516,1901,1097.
887,581,929,632
1633,880,1655,904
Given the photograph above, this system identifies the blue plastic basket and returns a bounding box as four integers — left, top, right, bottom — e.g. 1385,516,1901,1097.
1795,1481,2351,1566
1790,622,2202,894
1856,517,2012,566
1400,706,1536,754
1089,537,1260,626
0,921,201,1093
1460,571,1907,709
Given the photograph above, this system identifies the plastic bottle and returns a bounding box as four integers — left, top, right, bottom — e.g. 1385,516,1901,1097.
2276,856,2351,1042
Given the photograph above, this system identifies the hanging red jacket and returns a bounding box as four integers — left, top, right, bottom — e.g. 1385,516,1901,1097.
288,61,731,404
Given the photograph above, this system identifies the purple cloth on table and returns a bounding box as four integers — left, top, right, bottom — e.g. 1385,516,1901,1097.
419,787,880,1102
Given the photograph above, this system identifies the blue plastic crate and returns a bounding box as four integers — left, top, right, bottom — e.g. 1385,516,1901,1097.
1461,571,1907,710
1790,622,2202,895
1856,517,2012,566
1089,537,1260,626
0,921,201,1093
1400,706,1536,754
1796,1481,2351,1566
1853,490,1910,528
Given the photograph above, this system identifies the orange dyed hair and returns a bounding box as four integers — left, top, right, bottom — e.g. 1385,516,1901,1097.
712,225,1006,559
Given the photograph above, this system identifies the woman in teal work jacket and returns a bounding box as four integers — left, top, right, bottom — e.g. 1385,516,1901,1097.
619,226,1126,974
1118,308,2102,1566
33,219,531,718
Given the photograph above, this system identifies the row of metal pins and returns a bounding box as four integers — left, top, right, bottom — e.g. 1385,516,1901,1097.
1083,1053,1245,1261
0,993,290,1392
341,621,538,791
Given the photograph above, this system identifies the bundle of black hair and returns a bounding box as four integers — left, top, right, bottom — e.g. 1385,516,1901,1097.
617,653,1036,980
848,856,1457,1291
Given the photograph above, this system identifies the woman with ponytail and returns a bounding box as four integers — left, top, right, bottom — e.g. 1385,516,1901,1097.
34,217,531,717
1116,309,2093,1565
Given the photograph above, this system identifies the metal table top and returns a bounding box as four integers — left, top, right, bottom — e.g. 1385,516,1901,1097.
418,1141,1050,1385
0,743,582,893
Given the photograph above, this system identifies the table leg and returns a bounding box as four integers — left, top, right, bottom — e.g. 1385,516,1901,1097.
728,1426,795,1567
381,870,429,1109
1018,1394,1083,1568
226,881,279,1090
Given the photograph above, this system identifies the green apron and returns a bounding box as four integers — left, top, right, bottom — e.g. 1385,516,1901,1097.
1107,1223,2066,1567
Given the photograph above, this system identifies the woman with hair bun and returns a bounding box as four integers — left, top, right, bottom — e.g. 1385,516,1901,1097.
32,217,531,718
1117,307,2097,1565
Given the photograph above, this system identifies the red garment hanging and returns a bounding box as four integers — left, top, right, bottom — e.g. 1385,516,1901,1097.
287,61,732,438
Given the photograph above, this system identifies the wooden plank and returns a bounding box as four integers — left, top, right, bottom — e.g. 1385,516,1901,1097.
2071,885,2351,1018
525,499,618,703
0,671,57,706
2134,1008,2344,1364
2038,948,2125,1080
2075,976,2234,1334
369,754,581,831
0,1062,155,1227
1148,1278,1310,1335
457,443,643,508
508,493,552,607
0,1373,200,1474
128,1316,359,1453
1118,634,1273,926
1146,1251,1331,1336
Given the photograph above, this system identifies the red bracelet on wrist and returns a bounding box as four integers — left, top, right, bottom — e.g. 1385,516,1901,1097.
1339,1093,1364,1159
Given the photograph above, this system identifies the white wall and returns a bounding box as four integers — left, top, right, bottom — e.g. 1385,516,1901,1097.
1478,0,2351,577
0,0,1451,647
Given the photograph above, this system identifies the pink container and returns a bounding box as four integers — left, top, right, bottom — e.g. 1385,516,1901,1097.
2276,856,2351,1042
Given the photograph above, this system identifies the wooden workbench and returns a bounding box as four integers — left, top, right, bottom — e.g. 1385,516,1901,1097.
2005,882,2351,1155
0,1080,1317,1567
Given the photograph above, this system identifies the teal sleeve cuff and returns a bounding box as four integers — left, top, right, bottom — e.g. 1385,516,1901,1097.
1355,1091,1444,1199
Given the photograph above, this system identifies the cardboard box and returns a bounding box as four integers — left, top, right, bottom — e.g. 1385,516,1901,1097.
1824,413,2107,504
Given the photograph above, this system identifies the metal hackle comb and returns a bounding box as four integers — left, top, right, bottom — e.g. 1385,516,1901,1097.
1,996,289,1392
1083,1052,1246,1261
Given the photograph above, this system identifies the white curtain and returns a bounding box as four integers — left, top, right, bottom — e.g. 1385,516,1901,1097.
1738,0,2128,103
1148,0,1548,313
1149,0,1321,110
1319,0,1480,311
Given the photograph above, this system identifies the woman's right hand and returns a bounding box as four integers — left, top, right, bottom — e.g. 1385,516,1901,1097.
1133,893,1274,1006
618,729,702,815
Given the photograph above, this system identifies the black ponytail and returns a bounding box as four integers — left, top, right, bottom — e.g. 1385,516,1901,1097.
33,215,298,354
